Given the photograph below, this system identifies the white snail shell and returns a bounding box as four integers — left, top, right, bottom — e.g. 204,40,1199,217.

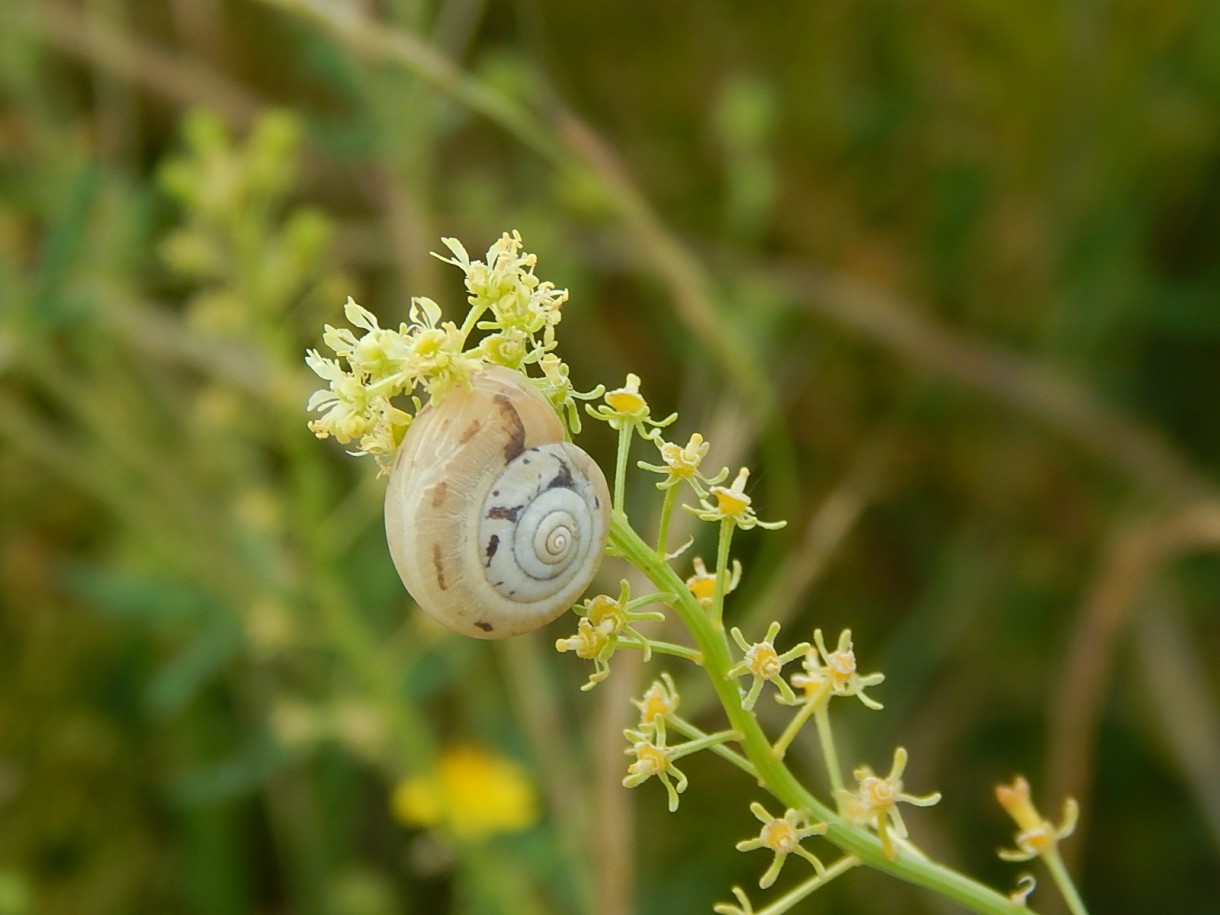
384,365,611,639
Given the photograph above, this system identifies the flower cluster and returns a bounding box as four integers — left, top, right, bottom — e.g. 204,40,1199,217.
305,232,587,465
305,297,420,459
771,628,888,760
622,675,738,813
307,233,1090,915
622,675,690,812
434,232,567,360
554,582,667,690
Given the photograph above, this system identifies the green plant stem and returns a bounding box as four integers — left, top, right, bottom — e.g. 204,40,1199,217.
814,704,845,798
670,729,741,762
623,591,674,612
770,694,818,760
712,518,735,627
609,512,1036,915
668,716,757,779
655,484,679,559
457,301,491,343
613,425,633,515
719,854,861,915
620,637,702,664
1044,849,1091,915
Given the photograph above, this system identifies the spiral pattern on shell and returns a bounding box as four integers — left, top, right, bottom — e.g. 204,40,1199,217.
384,365,611,639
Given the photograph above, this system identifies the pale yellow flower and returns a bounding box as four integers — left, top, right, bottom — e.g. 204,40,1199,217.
727,622,809,710
555,582,666,691
995,775,1078,862
734,802,827,888
685,556,742,606
631,672,680,740
837,746,941,860
623,734,688,813
691,467,786,530
639,432,729,494
588,373,677,437
791,628,885,710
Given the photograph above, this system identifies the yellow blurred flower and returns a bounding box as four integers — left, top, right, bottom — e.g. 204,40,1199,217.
390,747,538,841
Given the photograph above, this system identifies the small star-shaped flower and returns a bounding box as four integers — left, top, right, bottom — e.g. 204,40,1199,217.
838,746,941,860
734,802,828,888
623,733,689,813
631,672,680,741
727,622,810,710
791,628,885,710
690,468,786,530
639,433,728,494
587,373,677,437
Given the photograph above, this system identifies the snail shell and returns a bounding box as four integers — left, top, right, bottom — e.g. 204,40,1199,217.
385,365,611,639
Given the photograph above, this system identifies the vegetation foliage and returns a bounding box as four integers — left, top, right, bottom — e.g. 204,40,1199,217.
2,1,1219,913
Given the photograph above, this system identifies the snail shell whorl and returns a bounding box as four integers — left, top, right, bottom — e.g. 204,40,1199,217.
384,365,611,639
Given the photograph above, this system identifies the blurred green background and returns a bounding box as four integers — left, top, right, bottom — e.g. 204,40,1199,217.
2,1,1219,913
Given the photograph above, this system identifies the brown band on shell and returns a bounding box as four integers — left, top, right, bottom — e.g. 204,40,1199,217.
432,543,447,590
458,419,481,444
430,480,447,508
493,393,527,462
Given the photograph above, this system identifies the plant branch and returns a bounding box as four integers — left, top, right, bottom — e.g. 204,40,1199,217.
610,513,1035,915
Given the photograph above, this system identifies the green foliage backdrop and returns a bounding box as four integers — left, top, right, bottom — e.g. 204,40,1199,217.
1,1,1218,913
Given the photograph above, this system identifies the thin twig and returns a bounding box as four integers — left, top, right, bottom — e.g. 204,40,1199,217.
1132,590,1220,857
765,259,1216,506
1050,506,1220,865
32,0,265,125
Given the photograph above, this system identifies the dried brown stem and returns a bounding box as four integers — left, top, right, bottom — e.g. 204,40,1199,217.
31,0,264,125
1050,506,1220,863
771,262,1216,507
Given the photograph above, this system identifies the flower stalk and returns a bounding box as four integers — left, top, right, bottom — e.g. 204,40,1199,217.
609,513,1032,915
303,231,1065,915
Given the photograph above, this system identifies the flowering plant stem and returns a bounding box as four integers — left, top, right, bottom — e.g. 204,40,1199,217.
814,704,845,797
1044,849,1089,915
655,485,680,560
613,425,633,514
609,511,1033,915
712,518,735,625
621,636,703,664
666,716,758,779
736,854,862,915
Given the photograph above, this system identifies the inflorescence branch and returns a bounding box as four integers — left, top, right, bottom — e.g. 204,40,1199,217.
305,231,1085,915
